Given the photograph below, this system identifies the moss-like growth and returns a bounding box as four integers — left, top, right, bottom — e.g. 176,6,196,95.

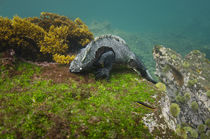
176,125,199,139
200,133,208,139
184,126,198,138
170,103,180,117
182,61,190,68
198,124,205,133
175,93,190,104
171,54,177,59
184,93,191,102
189,128,198,138
207,130,210,137
175,94,185,103
206,90,210,98
0,61,164,138
205,118,210,128
188,79,198,87
191,101,198,112
176,125,187,139
155,82,166,92
163,64,170,72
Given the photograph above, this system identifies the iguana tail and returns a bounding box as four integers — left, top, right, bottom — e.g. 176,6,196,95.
130,57,157,84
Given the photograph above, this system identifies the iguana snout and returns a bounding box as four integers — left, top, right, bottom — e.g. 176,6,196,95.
69,57,83,72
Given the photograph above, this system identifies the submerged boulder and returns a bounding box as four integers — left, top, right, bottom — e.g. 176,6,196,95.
153,45,210,138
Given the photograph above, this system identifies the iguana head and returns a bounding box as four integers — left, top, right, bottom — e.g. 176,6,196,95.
69,56,83,72
69,47,92,72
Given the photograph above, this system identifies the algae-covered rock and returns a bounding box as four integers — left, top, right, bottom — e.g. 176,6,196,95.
153,45,210,138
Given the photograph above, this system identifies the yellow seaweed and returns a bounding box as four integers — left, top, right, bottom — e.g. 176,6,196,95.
0,12,94,64
53,54,75,64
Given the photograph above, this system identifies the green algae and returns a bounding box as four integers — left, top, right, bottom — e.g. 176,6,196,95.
0,60,162,138
170,103,180,117
191,101,199,112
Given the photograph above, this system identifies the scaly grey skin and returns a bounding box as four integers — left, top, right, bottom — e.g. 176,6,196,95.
69,34,157,84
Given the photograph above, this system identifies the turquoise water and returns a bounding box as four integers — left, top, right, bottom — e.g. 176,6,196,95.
1,0,210,32
1,0,210,58
0,0,210,31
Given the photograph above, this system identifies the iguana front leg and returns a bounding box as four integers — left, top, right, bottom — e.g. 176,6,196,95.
95,51,115,81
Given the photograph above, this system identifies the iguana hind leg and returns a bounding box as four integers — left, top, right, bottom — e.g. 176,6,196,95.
95,51,115,81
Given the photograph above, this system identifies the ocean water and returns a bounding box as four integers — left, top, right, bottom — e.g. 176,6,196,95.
1,0,210,59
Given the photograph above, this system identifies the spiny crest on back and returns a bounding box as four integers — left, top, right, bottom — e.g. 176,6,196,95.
93,34,126,45
80,35,126,63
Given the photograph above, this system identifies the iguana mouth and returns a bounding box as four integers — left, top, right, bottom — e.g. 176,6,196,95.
69,62,81,72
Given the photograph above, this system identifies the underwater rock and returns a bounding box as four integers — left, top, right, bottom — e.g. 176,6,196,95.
153,45,210,137
142,94,178,138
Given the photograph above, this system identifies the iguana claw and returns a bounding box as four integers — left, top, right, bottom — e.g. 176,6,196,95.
95,68,110,81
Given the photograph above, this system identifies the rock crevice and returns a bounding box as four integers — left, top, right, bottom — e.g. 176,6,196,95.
152,45,210,138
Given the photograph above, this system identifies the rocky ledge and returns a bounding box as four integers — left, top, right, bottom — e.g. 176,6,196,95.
151,45,210,138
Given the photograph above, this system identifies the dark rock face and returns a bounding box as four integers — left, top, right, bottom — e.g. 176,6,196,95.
153,45,210,137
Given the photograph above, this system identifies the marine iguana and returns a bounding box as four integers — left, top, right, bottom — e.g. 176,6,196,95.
69,34,157,84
